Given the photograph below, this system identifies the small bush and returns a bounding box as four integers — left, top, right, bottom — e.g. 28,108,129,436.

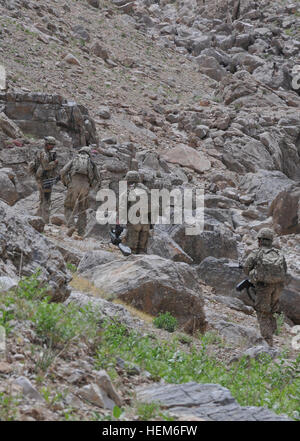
153,312,177,333
66,263,77,273
16,270,48,301
32,301,99,347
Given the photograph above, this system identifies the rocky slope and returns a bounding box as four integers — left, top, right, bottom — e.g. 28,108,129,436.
0,0,300,421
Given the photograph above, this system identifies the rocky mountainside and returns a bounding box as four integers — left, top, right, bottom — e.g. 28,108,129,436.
0,0,299,421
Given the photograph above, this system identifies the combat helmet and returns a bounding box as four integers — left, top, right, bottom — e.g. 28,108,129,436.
78,146,91,156
44,136,56,145
125,171,140,183
257,228,274,242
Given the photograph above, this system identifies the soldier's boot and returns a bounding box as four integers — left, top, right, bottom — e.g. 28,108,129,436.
76,210,87,237
257,311,274,347
65,207,76,236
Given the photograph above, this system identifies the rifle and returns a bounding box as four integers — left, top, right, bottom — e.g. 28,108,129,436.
110,226,131,257
236,278,256,303
42,175,61,190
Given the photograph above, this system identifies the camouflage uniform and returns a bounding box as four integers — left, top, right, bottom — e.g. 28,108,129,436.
120,171,151,254
60,147,100,236
243,229,287,346
35,137,58,224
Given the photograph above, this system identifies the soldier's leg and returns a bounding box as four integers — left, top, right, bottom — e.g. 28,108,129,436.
75,183,89,237
36,185,43,218
138,224,150,254
42,190,51,224
76,198,87,237
255,284,274,346
64,188,76,228
126,224,140,254
270,284,283,335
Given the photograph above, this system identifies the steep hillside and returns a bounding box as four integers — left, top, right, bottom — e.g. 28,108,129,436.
0,0,299,422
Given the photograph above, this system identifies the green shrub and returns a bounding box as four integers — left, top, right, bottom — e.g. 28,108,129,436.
32,301,99,347
153,312,177,333
66,263,77,273
16,270,48,301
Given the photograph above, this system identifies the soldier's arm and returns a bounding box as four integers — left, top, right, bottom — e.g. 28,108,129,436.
40,152,58,171
243,251,257,276
60,160,73,185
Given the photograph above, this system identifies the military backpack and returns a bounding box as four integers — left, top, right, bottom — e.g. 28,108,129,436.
71,153,91,177
250,248,286,284
28,152,40,176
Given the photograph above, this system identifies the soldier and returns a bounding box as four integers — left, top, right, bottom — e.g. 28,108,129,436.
120,171,151,254
243,228,287,347
60,147,100,237
33,136,59,224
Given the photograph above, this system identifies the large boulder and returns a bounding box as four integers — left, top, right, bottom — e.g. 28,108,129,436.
81,254,207,333
158,224,238,264
160,144,211,174
78,250,118,273
239,171,294,205
0,92,97,148
196,257,243,296
147,229,193,264
136,383,290,421
0,169,19,205
269,184,300,235
0,200,70,301
280,275,300,325
0,112,23,139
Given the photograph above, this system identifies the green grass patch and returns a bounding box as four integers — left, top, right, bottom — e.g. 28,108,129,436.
153,312,177,333
95,320,300,420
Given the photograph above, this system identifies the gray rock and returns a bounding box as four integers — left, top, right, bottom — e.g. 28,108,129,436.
0,276,18,292
136,382,290,421
159,225,238,264
194,125,209,139
0,171,19,205
195,55,228,82
269,184,300,235
0,92,97,147
147,229,193,264
14,377,44,401
212,321,263,346
0,112,23,138
239,171,294,205
232,53,264,74
0,200,71,302
191,35,212,56
81,255,207,334
197,257,243,296
91,41,110,60
87,0,99,8
79,383,106,408
65,291,143,330
78,250,117,273
97,106,111,119
280,277,300,325
94,370,122,407
242,345,280,361
211,294,254,316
